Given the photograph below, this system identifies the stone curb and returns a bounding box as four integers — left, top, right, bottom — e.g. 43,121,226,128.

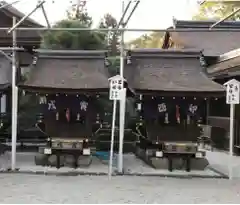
0,169,227,179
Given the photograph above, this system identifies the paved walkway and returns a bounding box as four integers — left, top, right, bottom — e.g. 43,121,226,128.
206,150,240,178
0,174,240,204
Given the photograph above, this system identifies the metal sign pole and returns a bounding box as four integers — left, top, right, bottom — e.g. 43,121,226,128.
224,78,240,180
109,99,117,179
118,89,126,173
109,75,125,179
229,103,235,180
11,16,17,170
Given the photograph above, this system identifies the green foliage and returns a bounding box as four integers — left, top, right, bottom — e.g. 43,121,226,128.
67,6,93,27
41,20,105,50
99,13,120,55
193,2,240,20
107,56,120,76
127,32,164,49
41,3,107,50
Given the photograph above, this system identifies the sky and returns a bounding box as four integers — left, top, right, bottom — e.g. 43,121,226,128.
7,0,200,41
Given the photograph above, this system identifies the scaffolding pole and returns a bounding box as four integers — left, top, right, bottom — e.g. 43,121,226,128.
118,0,140,174
118,0,126,174
11,16,18,171
118,0,131,29
1,27,240,32
41,4,51,28
210,7,240,29
8,0,46,33
124,1,140,26
0,50,13,62
0,0,21,10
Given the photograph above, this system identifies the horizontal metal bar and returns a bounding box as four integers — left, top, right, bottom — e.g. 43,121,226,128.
0,47,25,51
8,0,45,33
0,0,21,10
0,27,239,32
210,7,240,29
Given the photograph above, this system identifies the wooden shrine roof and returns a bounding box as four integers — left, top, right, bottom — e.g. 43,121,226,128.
125,49,224,96
19,50,110,92
0,1,43,26
0,1,43,47
162,20,240,56
0,53,11,90
207,48,240,78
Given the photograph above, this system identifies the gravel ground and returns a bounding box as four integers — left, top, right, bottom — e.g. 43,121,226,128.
0,174,240,204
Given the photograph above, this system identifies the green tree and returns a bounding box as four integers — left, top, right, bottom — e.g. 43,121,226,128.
41,20,105,50
193,2,240,20
41,4,105,50
99,13,119,55
66,2,93,27
127,32,164,49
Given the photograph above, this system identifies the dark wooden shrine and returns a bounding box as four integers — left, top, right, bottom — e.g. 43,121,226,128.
0,49,41,146
18,49,111,167
18,49,110,135
0,1,43,143
0,1,43,48
162,20,240,56
125,49,224,171
0,53,11,93
0,52,12,142
206,48,240,153
161,19,240,152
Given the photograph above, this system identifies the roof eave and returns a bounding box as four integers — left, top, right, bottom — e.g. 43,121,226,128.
0,1,44,27
128,48,202,58
134,89,224,97
34,49,108,59
18,84,109,93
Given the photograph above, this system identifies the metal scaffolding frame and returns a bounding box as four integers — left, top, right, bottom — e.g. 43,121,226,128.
3,27,240,32
116,0,140,174
11,16,17,170
5,0,142,172
210,7,240,29
0,0,21,10
1,0,239,178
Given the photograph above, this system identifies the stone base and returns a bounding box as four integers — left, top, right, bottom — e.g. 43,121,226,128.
48,155,65,167
151,158,209,170
0,143,7,156
135,146,209,171
34,154,48,166
35,154,92,168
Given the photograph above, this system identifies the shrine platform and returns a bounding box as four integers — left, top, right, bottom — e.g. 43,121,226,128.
0,151,236,179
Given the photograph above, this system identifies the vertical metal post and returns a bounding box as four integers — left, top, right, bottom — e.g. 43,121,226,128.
109,100,117,179
206,99,209,125
118,0,126,174
119,0,125,77
1,95,6,113
229,103,235,180
11,16,18,170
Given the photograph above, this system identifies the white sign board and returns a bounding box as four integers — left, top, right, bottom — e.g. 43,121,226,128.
224,79,240,104
223,79,240,180
109,75,125,101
